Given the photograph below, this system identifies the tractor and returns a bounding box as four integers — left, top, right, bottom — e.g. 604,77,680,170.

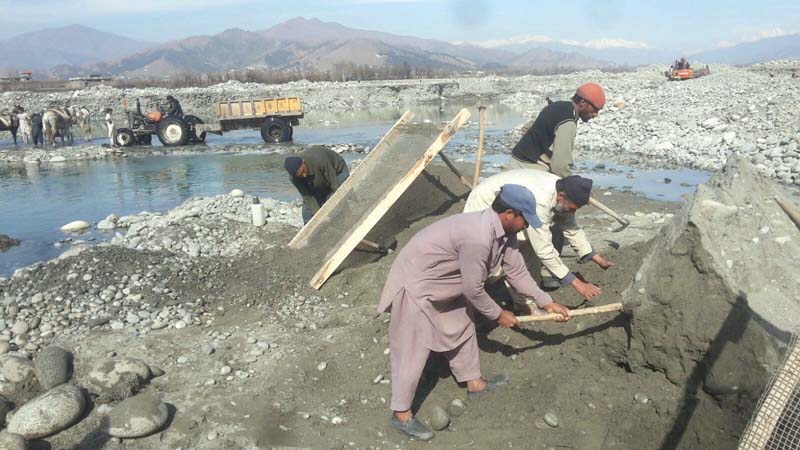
113,99,206,147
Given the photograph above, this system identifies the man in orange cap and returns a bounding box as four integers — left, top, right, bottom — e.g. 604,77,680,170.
509,82,605,177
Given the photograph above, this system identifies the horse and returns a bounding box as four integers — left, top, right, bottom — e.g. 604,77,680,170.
42,106,78,146
76,106,92,142
0,112,19,146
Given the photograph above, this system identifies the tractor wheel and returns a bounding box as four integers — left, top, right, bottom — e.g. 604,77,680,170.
184,114,207,143
114,128,135,148
157,116,190,146
135,134,152,145
260,117,291,143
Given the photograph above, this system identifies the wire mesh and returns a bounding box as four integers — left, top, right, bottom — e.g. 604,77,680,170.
739,335,800,450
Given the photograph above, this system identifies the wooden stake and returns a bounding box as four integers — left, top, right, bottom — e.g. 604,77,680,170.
472,105,486,187
517,302,624,323
439,150,473,189
776,196,800,230
310,109,471,289
288,111,415,249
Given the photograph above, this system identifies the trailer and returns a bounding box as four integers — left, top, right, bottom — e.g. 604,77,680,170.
198,97,304,143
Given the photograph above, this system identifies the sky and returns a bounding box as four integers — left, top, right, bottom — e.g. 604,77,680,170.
0,0,798,52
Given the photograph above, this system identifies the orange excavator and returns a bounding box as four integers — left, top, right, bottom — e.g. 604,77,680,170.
666,57,710,81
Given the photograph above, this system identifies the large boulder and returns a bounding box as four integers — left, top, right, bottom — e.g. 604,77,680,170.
600,155,800,449
1,355,35,383
85,357,151,402
105,395,170,438
34,346,72,390
6,384,85,439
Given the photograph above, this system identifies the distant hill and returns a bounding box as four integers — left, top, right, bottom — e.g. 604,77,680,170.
690,33,800,65
0,25,153,74
29,18,616,79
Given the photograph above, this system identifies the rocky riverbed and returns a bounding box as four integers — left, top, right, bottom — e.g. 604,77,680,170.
2,61,800,185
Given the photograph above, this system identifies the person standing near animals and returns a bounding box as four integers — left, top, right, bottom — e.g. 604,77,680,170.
16,107,31,144
378,184,571,441
30,112,43,147
105,108,114,146
284,146,350,224
509,83,606,177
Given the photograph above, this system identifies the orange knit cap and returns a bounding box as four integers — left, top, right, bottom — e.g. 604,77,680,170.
576,83,606,110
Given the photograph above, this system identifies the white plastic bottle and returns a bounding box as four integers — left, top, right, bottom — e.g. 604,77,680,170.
251,196,266,227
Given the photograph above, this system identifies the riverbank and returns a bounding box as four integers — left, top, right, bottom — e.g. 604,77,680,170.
2,63,799,184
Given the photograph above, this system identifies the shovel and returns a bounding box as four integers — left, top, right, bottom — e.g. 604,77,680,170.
589,197,630,232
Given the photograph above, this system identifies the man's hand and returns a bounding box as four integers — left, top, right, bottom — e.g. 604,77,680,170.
542,302,570,322
592,254,615,270
571,278,601,301
497,310,519,328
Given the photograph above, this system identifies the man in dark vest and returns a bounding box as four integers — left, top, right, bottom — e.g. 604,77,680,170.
508,83,606,177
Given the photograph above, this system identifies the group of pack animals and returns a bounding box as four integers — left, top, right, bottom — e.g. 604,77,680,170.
0,105,94,147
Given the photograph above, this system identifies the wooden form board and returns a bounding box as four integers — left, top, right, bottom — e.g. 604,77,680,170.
309,108,471,289
288,111,415,249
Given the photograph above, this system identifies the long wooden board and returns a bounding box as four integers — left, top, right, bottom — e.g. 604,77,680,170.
288,111,415,249
309,108,471,289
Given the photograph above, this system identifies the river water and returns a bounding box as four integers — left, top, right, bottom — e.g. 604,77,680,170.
0,102,709,277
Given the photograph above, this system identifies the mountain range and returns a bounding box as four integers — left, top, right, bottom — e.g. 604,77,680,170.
1,18,798,80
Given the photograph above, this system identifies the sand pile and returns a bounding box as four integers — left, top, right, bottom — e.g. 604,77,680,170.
600,155,800,449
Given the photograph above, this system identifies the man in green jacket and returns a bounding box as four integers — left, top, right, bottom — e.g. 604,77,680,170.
285,146,350,223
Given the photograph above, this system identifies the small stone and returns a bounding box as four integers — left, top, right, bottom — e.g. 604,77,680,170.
448,398,466,417
201,344,215,355
776,236,791,245
105,395,169,438
177,356,188,364
229,189,244,197
220,366,232,375
150,366,166,378
207,430,219,440
61,220,91,232
544,412,559,428
0,341,10,355
372,374,383,384
11,320,29,336
317,361,327,371
429,405,450,431
0,432,26,450
634,393,649,404
0,400,9,427
331,416,345,425
174,320,187,330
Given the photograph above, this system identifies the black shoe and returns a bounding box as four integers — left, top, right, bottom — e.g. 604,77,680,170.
540,276,561,290
467,373,510,399
390,415,434,441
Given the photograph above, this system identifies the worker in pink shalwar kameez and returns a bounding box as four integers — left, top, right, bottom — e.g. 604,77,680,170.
377,184,571,440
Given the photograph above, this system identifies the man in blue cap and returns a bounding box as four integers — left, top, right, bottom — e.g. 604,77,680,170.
285,145,350,223
377,184,571,441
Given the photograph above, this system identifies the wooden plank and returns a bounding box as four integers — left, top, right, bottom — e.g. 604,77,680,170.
288,111,416,249
310,108,471,289
517,302,624,323
438,150,473,190
473,105,486,187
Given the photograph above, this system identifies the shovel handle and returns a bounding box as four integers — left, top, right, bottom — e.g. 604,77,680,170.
517,302,624,323
588,197,630,227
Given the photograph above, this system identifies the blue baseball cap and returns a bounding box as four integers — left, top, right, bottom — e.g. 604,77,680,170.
498,184,543,228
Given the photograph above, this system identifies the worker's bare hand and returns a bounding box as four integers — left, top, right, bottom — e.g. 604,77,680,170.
572,278,601,301
543,302,570,322
497,310,519,328
592,254,615,270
